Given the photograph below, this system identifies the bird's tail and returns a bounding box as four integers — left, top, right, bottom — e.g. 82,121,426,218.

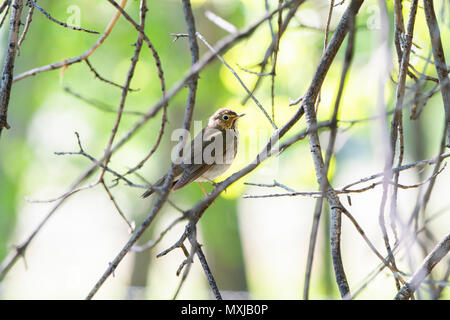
141,175,178,198
141,188,155,198
141,175,165,198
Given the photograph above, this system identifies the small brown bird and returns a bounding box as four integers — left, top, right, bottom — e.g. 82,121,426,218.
142,108,244,198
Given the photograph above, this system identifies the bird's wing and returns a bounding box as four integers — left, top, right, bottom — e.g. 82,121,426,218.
173,127,223,190
182,128,222,164
172,163,213,190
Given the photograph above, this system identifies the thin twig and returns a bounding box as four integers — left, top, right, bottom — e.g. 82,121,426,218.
131,216,186,253
172,228,197,299
103,0,169,177
169,29,279,130
423,0,450,147
100,181,135,232
237,64,273,76
242,1,305,105
0,0,10,15
0,0,22,136
13,0,128,82
187,230,222,300
264,0,276,44
205,10,237,34
0,0,11,30
25,181,99,204
195,32,277,130
17,0,35,48
395,232,450,300
244,180,297,193
347,207,450,299
64,87,144,116
243,164,446,198
97,2,146,182
85,59,138,91
303,8,353,299
383,0,418,291
269,0,284,123
311,0,335,115
54,132,144,188
339,207,406,286
406,0,450,236
343,151,450,191
29,0,99,34
298,0,364,298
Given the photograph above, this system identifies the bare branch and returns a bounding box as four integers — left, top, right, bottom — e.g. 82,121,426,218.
0,0,22,136
395,232,450,300
103,0,169,177
0,0,10,15
242,1,306,105
64,87,144,116
304,8,354,299
237,64,273,76
131,216,186,253
347,208,450,299
13,0,128,82
85,59,138,91
297,0,364,298
100,181,135,233
269,0,285,123
0,0,10,30
98,0,146,182
195,32,277,129
243,162,447,198
381,0,418,291
187,229,222,300
205,10,237,33
17,0,35,48
25,181,99,204
423,0,450,147
29,0,99,34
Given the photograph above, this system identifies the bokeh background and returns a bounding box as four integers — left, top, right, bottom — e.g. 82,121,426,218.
0,0,449,299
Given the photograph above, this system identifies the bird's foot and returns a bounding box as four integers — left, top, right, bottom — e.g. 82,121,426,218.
197,182,216,205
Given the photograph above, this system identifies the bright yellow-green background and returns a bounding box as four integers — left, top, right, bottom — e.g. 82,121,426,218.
0,0,449,299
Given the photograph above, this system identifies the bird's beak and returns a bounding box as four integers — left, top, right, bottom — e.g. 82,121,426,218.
237,113,245,118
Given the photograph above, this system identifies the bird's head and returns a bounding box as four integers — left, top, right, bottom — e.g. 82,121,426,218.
208,108,245,130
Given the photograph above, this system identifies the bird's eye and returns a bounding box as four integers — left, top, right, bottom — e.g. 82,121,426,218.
222,115,229,120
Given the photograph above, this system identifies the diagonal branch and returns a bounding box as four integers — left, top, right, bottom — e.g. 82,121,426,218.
84,59,138,91
29,0,98,34
97,0,146,182
395,232,450,300
194,32,277,129
423,0,450,148
17,0,35,47
243,0,305,106
12,0,128,82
